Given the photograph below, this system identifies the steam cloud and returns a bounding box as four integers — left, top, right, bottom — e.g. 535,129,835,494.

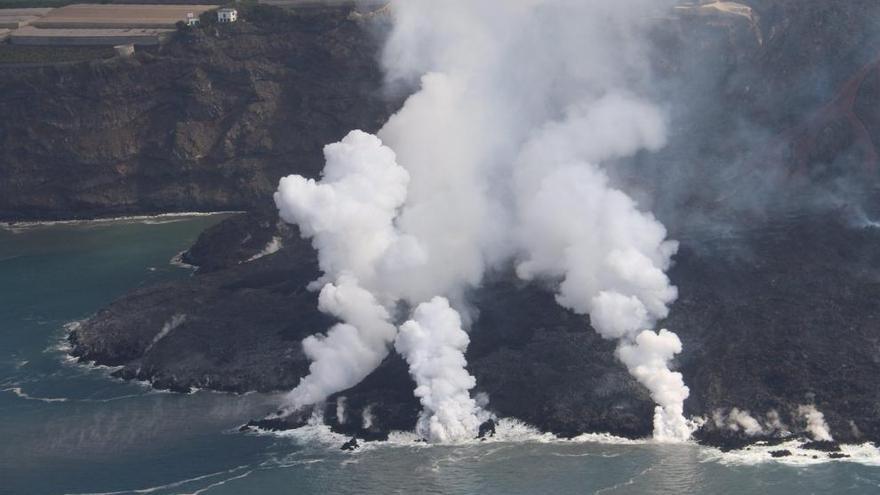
275,0,695,441
275,132,407,410
396,297,482,442
285,275,398,410
711,408,767,437
798,405,833,441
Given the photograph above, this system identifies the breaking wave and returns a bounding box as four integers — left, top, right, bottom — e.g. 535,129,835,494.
250,417,880,467
703,440,880,466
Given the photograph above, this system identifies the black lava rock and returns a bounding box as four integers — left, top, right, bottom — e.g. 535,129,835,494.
478,419,497,439
769,450,793,458
800,440,842,452
341,437,360,451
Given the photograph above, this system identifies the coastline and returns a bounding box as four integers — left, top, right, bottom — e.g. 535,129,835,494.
0,210,245,230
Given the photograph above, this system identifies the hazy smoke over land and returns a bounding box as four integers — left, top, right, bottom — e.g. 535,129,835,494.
276,0,695,441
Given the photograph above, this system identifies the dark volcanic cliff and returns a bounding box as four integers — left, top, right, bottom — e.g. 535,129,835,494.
0,5,398,221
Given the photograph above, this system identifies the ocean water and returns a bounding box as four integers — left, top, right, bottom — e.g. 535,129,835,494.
1,217,880,495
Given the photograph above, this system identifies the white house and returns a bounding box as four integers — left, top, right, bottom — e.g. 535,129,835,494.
184,12,199,27
217,8,238,24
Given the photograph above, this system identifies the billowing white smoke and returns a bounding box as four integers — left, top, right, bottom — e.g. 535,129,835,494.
275,132,409,410
396,297,481,442
284,275,398,410
274,116,482,438
275,130,412,292
511,99,689,440
798,405,833,441
276,0,694,441
712,408,766,436
727,408,765,436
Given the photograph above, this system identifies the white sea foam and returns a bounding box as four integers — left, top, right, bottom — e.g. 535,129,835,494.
384,430,424,445
51,323,88,366
484,418,648,446
703,440,880,466
3,382,151,404
247,415,880,467
64,465,252,495
179,470,254,495
263,423,350,446
258,417,646,451
3,386,68,403
54,321,123,373
0,211,242,231
170,250,198,270
55,321,155,392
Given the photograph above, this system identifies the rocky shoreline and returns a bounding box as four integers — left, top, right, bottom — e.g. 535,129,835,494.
67,209,880,449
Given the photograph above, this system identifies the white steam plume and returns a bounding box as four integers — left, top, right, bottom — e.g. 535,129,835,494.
727,408,764,436
395,297,481,443
362,404,375,429
336,397,347,424
284,275,398,410
275,0,695,441
275,130,413,292
509,94,689,441
274,131,413,410
712,408,765,436
798,405,833,441
378,0,692,441
274,129,482,436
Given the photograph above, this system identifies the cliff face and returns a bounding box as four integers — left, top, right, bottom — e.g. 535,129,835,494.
0,5,398,221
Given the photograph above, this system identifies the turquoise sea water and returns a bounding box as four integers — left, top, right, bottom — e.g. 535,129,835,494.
1,217,880,495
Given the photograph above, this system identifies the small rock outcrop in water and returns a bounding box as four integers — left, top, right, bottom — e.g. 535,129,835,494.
341,438,360,451
478,419,497,440
769,450,792,458
800,440,842,453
